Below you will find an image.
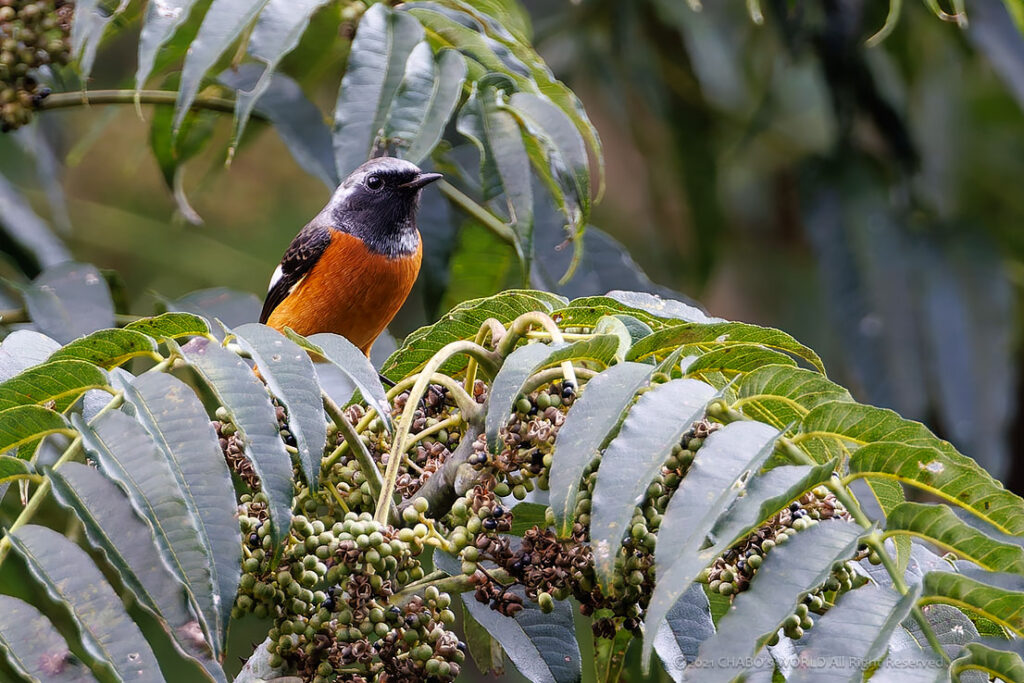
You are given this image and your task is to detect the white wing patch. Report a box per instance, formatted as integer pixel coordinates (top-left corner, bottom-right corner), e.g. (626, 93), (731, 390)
(268, 265), (283, 292)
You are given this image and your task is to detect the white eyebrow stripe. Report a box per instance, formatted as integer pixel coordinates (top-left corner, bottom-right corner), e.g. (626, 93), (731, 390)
(268, 264), (283, 292)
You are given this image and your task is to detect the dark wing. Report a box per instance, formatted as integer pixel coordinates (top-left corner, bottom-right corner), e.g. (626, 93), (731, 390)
(260, 222), (333, 323)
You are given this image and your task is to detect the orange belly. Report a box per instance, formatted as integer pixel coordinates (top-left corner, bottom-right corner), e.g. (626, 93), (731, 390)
(266, 231), (421, 354)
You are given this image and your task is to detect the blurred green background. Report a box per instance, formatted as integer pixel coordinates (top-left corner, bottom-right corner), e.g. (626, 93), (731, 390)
(2, 0), (1023, 498)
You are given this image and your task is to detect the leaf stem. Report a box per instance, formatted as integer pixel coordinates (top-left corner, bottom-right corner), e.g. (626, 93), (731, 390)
(322, 393), (384, 504)
(497, 311), (578, 388)
(36, 89), (258, 119)
(437, 180), (516, 246)
(463, 318), (506, 395)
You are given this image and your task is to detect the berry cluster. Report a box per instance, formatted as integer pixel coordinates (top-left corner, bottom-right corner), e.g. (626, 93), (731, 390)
(233, 505), (465, 682)
(0, 0), (71, 131)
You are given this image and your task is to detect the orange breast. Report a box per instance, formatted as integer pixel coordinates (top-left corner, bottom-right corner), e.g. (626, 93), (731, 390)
(266, 231), (422, 354)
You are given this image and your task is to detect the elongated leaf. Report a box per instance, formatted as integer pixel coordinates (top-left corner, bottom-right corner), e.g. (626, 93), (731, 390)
(462, 603), (505, 676)
(458, 80), (534, 264)
(604, 291), (718, 325)
(22, 263), (114, 344)
(71, 0), (129, 78)
(117, 371), (240, 653)
(951, 642), (1024, 683)
(136, 0), (200, 91)
(0, 595), (93, 682)
(8, 525), (160, 679)
(217, 67), (338, 189)
(628, 322), (824, 372)
(886, 503), (1024, 575)
(708, 460), (838, 549)
(49, 463), (224, 681)
(686, 522), (864, 683)
(174, 0), (272, 133)
(685, 346), (798, 390)
(654, 583), (715, 682)
(590, 378), (717, 589)
(381, 289), (567, 380)
(0, 173), (70, 272)
(0, 454), (35, 483)
(734, 365), (852, 431)
(921, 571), (1024, 635)
(230, 0), (331, 150)
(388, 47), (467, 165)
(333, 3), (424, 176)
(849, 442), (1024, 536)
(48, 329), (158, 369)
(644, 421), (782, 660)
(72, 411), (220, 657)
(0, 359), (107, 413)
(790, 584), (921, 682)
(549, 361), (654, 537)
(288, 331), (391, 428)
(0, 330), (61, 381)
(234, 324), (327, 490)
(461, 588), (581, 683)
(125, 312), (211, 340)
(506, 92), (590, 232)
(180, 338), (292, 550)
(550, 296), (668, 331)
(485, 335), (621, 451)
(0, 405), (69, 453)
(164, 288), (262, 331)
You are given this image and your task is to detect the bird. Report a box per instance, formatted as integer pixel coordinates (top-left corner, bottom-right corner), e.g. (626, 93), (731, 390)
(260, 157), (442, 355)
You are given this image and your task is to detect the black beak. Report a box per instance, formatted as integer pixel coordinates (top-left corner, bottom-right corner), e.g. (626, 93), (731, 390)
(399, 172), (443, 190)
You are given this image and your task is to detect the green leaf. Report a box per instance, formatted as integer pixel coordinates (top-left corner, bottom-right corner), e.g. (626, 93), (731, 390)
(644, 421), (782, 661)
(886, 502), (1024, 575)
(848, 442), (1024, 536)
(0, 405), (69, 453)
(462, 601), (505, 676)
(733, 365), (852, 432)
(549, 299), (666, 333)
(506, 92), (590, 235)
(136, 0), (200, 91)
(548, 361), (654, 537)
(458, 80), (534, 266)
(233, 324), (328, 490)
(117, 371), (240, 654)
(289, 331), (391, 428)
(72, 410), (221, 657)
(387, 45), (468, 165)
(590, 378), (717, 589)
(381, 289), (567, 380)
(508, 502), (548, 536)
(790, 584), (921, 683)
(70, 0), (129, 78)
(0, 173), (70, 273)
(48, 329), (158, 369)
(951, 642), (1024, 683)
(603, 291), (719, 325)
(595, 628), (632, 683)
(687, 522), (864, 683)
(708, 460), (838, 551)
(49, 463), (224, 682)
(230, 0), (331, 151)
(685, 346), (798, 390)
(218, 67), (339, 189)
(163, 287), (262, 330)
(440, 220), (516, 313)
(921, 571), (1024, 636)
(0, 595), (93, 682)
(0, 330), (61, 381)
(408, 5), (526, 79)
(125, 312), (211, 340)
(653, 584), (715, 681)
(7, 525), (160, 680)
(628, 322), (824, 372)
(333, 3), (425, 176)
(0, 359), (107, 413)
(0, 454), (36, 484)
(173, 0), (273, 133)
(180, 338), (293, 551)
(22, 263), (114, 344)
(485, 336), (622, 451)
(461, 588), (581, 683)
(454, 0), (532, 42)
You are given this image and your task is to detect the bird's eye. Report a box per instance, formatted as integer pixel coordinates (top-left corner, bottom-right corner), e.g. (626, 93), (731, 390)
(365, 175), (384, 191)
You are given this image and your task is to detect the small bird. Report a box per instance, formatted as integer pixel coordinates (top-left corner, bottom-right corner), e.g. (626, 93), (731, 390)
(260, 157), (442, 355)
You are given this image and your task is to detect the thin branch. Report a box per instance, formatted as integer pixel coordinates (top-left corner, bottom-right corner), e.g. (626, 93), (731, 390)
(36, 89), (262, 119)
(438, 180), (516, 246)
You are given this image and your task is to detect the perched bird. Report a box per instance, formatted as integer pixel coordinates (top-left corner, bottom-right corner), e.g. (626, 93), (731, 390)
(260, 157), (442, 355)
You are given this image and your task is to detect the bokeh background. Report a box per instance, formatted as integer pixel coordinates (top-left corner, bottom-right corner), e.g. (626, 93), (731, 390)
(1, 0), (1022, 496)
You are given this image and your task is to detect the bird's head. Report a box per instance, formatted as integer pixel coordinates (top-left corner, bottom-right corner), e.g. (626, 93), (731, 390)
(326, 157), (442, 257)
